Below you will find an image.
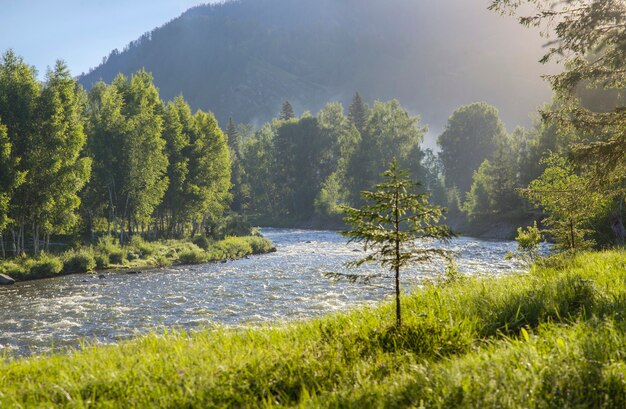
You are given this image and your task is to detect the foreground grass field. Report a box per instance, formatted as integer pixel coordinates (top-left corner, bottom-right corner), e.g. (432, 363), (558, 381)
(1, 250), (625, 407)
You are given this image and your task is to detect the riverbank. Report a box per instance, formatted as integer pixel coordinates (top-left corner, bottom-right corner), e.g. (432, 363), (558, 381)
(249, 212), (536, 240)
(1, 249), (624, 407)
(0, 235), (275, 283)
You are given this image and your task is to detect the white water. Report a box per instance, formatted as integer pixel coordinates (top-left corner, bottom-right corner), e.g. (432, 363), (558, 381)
(0, 229), (525, 357)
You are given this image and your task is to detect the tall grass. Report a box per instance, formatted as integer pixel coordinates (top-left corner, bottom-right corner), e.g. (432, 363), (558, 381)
(0, 250), (624, 407)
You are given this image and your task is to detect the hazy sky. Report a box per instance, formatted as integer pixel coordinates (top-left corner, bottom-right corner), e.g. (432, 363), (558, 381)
(0, 0), (218, 78)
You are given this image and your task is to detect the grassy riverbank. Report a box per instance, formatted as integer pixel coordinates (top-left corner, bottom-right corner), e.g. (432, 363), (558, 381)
(1, 250), (625, 407)
(0, 235), (275, 282)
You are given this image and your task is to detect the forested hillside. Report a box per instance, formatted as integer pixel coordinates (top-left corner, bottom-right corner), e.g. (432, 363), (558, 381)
(78, 0), (551, 129)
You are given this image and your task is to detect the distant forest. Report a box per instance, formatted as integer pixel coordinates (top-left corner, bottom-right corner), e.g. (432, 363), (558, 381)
(78, 0), (551, 130)
(1, 0), (625, 259)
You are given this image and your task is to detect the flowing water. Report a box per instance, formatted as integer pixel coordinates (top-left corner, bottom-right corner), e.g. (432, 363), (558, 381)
(0, 228), (526, 357)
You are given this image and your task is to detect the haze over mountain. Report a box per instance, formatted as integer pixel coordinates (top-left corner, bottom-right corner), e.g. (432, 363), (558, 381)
(79, 0), (554, 135)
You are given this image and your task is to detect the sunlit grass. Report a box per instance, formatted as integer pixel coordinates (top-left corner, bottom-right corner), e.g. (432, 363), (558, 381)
(1, 250), (625, 407)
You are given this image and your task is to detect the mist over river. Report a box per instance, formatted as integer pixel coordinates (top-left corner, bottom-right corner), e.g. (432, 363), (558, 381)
(0, 229), (526, 357)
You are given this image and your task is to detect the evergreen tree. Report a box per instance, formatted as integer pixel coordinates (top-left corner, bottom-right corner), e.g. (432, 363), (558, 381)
(341, 160), (455, 327)
(225, 117), (238, 150)
(279, 100), (295, 121)
(348, 92), (368, 134)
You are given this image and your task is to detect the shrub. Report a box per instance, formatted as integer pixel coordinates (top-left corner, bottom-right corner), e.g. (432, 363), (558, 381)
(94, 253), (109, 269)
(97, 236), (125, 264)
(26, 254), (63, 277)
(108, 249), (126, 265)
(150, 255), (172, 268)
(62, 249), (96, 274)
(130, 235), (158, 257)
(178, 248), (209, 265)
(0, 261), (27, 278)
(127, 251), (140, 261)
(216, 237), (253, 259)
(192, 235), (213, 250)
(245, 236), (275, 254)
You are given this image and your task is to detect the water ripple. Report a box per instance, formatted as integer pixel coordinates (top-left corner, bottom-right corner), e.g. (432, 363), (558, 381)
(0, 228), (524, 356)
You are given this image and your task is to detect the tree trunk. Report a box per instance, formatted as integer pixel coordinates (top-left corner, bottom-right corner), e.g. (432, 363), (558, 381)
(33, 223), (39, 256)
(394, 186), (401, 327)
(0, 232), (5, 259)
(20, 224), (25, 256)
(611, 198), (626, 245)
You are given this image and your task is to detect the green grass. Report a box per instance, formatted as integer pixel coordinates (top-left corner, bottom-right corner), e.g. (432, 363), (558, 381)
(0, 235), (275, 282)
(0, 250), (625, 407)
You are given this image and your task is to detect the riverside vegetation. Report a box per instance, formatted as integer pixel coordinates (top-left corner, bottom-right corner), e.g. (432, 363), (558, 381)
(0, 234), (274, 282)
(0, 250), (624, 407)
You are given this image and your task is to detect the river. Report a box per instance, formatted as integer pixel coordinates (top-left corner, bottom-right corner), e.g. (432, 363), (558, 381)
(0, 228), (526, 357)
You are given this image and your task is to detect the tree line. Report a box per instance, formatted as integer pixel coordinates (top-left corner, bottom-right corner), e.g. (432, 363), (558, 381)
(0, 50), (231, 258)
(230, 89), (624, 251)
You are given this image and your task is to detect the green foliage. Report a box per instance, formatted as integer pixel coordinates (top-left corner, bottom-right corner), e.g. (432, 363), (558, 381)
(347, 92), (368, 134)
(62, 248), (96, 274)
(438, 102), (507, 194)
(345, 100), (426, 205)
(177, 247), (209, 264)
(521, 154), (608, 253)
(342, 159), (455, 326)
(279, 100), (295, 121)
(215, 236), (253, 259)
(244, 235), (275, 254)
(491, 0), (626, 235)
(192, 235), (213, 250)
(25, 253), (63, 277)
(94, 253), (109, 269)
(507, 221), (544, 266)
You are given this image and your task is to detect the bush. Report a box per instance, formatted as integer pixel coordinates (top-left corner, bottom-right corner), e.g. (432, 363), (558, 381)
(26, 254), (63, 277)
(0, 261), (27, 278)
(130, 235), (158, 257)
(150, 255), (172, 268)
(216, 237), (253, 259)
(244, 236), (275, 254)
(62, 249), (96, 274)
(97, 236), (125, 264)
(127, 251), (140, 261)
(178, 248), (209, 265)
(94, 253), (109, 269)
(108, 249), (126, 265)
(192, 235), (213, 251)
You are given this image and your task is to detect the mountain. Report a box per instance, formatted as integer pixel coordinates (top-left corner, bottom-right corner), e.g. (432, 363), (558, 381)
(78, 0), (554, 133)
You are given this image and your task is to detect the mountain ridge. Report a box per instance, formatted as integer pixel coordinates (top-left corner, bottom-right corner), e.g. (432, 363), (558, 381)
(79, 0), (554, 131)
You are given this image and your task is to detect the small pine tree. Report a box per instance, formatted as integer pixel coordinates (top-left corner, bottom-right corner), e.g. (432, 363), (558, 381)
(341, 159), (455, 327)
(279, 101), (295, 121)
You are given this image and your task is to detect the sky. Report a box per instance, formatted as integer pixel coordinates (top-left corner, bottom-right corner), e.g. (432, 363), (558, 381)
(0, 0), (219, 78)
